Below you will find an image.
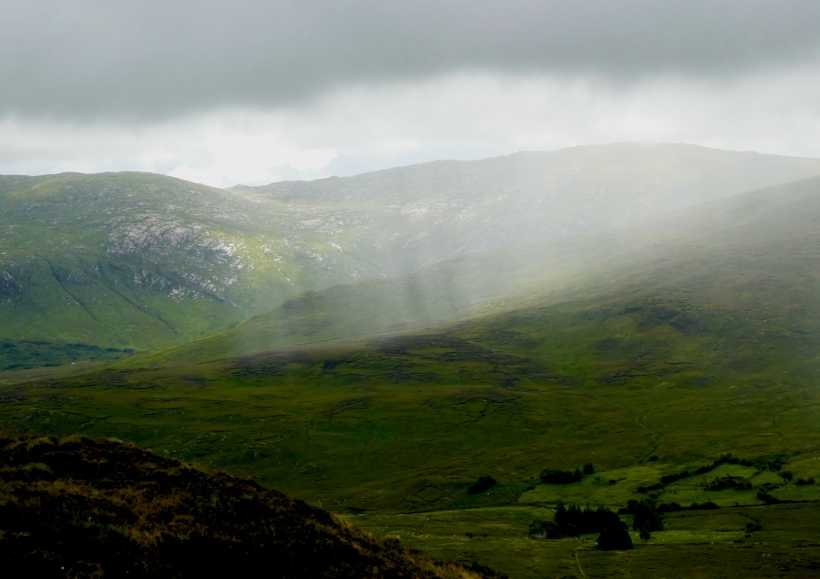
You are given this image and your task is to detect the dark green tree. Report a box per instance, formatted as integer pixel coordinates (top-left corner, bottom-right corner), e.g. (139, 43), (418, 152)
(596, 517), (633, 550)
(629, 499), (664, 534)
(467, 475), (497, 494)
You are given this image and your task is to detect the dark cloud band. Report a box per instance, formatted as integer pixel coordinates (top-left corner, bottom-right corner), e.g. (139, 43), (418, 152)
(3, 0), (820, 120)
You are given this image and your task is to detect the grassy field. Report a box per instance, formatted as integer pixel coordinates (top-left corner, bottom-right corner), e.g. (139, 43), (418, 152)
(349, 502), (820, 578)
(2, 267), (820, 577)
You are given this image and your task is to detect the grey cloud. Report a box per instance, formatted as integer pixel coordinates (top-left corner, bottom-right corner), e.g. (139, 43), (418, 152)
(3, 0), (820, 120)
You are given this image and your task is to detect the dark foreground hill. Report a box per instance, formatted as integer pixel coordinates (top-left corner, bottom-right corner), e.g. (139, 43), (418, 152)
(0, 434), (494, 579)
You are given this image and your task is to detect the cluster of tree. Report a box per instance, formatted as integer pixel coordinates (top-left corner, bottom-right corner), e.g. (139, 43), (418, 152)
(554, 504), (616, 536)
(596, 518), (634, 551)
(620, 499), (664, 540)
(467, 475), (497, 495)
(796, 477), (816, 486)
(539, 463), (595, 484)
(528, 504), (632, 550)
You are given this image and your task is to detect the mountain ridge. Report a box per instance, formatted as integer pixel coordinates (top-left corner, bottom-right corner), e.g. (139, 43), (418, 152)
(4, 143), (820, 371)
(236, 142), (820, 191)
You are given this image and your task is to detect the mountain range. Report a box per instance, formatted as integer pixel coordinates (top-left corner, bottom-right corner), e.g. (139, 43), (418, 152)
(3, 143), (820, 370)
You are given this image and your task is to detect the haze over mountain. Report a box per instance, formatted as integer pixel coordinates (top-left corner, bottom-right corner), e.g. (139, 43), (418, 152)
(4, 153), (820, 577)
(144, 166), (820, 365)
(3, 143), (820, 371)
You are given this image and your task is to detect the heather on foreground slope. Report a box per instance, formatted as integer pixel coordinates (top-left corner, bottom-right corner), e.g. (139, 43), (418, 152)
(0, 434), (496, 579)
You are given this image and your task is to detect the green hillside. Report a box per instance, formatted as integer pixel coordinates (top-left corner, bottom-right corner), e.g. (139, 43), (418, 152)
(0, 172), (381, 366)
(134, 245), (590, 367)
(4, 144), (820, 372)
(3, 176), (820, 576)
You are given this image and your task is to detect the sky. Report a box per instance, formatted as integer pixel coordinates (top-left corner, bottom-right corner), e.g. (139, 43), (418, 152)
(3, 0), (820, 187)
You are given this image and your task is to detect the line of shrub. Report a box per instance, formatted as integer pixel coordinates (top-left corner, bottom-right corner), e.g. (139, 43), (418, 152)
(538, 463), (595, 484)
(637, 453), (788, 494)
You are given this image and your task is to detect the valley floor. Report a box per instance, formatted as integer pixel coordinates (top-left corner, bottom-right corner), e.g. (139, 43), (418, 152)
(351, 495), (820, 578)
(2, 260), (819, 577)
(3, 355), (820, 577)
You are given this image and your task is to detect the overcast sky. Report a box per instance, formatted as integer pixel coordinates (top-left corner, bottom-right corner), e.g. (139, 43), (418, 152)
(3, 1), (820, 186)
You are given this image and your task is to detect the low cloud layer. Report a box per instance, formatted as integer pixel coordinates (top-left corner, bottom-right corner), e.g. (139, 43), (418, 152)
(4, 70), (820, 187)
(4, 1), (820, 120)
(3, 2), (820, 185)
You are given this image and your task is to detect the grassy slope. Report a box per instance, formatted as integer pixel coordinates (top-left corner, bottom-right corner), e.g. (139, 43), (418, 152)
(2, 178), (820, 576)
(0, 173), (271, 352)
(0, 172), (375, 367)
(131, 243), (595, 367)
